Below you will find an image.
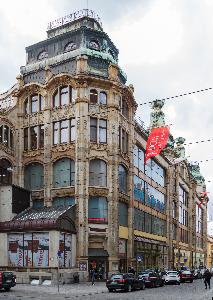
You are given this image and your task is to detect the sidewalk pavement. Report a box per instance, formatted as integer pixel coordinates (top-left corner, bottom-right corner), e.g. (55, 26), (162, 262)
(15, 282), (108, 297)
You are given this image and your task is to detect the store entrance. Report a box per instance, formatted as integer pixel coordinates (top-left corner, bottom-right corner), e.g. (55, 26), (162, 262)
(88, 258), (108, 281)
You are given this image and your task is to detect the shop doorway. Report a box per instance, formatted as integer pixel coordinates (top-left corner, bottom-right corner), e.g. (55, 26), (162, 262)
(88, 258), (108, 281)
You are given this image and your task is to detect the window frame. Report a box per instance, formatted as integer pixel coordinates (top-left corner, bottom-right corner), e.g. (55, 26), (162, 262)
(53, 86), (72, 108)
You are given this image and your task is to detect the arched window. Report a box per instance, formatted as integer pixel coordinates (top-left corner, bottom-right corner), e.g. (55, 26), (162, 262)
(64, 42), (76, 52)
(24, 163), (44, 190)
(89, 159), (107, 187)
(0, 159), (12, 185)
(88, 197), (108, 222)
(53, 86), (72, 107)
(100, 92), (107, 105)
(53, 158), (75, 188)
(122, 98), (129, 119)
(90, 89), (98, 104)
(118, 164), (128, 193)
(24, 94), (45, 114)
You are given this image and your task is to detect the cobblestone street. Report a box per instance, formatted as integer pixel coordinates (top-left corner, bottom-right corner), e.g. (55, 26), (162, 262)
(0, 279), (213, 300)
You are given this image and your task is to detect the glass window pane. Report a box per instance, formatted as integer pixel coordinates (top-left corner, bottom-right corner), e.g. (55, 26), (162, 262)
(10, 130), (14, 149)
(31, 95), (38, 113)
(119, 202), (128, 226)
(24, 163), (44, 190)
(53, 90), (59, 107)
(53, 197), (75, 207)
(39, 95), (45, 111)
(60, 86), (69, 105)
(118, 164), (127, 193)
(70, 119), (76, 142)
(89, 159), (107, 186)
(53, 122), (59, 145)
(60, 120), (69, 143)
(53, 158), (75, 187)
(30, 126), (38, 150)
(100, 92), (107, 105)
(39, 125), (44, 148)
(3, 125), (9, 146)
(24, 99), (29, 114)
(24, 128), (28, 151)
(90, 117), (97, 142)
(90, 89), (98, 104)
(99, 119), (107, 143)
(88, 197), (108, 222)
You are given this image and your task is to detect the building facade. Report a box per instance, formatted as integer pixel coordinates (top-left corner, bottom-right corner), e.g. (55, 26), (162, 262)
(0, 10), (208, 281)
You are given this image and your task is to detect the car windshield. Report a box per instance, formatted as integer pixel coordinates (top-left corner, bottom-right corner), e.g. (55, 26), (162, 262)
(110, 275), (123, 280)
(183, 271), (191, 274)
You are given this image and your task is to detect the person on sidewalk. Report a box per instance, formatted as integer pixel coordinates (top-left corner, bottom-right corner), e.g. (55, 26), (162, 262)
(91, 268), (96, 285)
(203, 268), (212, 289)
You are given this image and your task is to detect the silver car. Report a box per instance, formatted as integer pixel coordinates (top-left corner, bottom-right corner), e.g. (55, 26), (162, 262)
(163, 271), (180, 285)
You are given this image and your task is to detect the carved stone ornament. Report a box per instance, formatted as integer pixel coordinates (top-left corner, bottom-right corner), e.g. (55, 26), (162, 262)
(149, 100), (165, 129)
(88, 187), (109, 197)
(189, 164), (205, 184)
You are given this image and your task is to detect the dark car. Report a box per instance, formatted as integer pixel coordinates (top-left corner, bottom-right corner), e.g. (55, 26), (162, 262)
(179, 270), (193, 283)
(138, 271), (164, 288)
(106, 273), (145, 292)
(0, 272), (16, 291)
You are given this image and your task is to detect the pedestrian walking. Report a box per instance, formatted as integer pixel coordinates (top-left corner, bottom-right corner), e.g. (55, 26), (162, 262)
(203, 268), (211, 289)
(91, 268), (96, 285)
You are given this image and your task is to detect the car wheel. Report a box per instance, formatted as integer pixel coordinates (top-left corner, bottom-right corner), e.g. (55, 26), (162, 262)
(190, 280), (193, 283)
(108, 288), (114, 293)
(177, 282), (180, 285)
(4, 287), (11, 292)
(160, 281), (164, 287)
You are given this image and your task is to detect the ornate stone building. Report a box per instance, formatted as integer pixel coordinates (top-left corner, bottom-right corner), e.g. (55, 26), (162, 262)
(0, 10), (207, 281)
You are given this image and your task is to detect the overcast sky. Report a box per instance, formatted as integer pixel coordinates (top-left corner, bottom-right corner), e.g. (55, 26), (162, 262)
(1, 0), (213, 218)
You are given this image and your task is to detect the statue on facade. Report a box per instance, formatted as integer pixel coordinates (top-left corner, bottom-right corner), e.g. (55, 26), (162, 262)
(173, 137), (186, 158)
(149, 100), (165, 129)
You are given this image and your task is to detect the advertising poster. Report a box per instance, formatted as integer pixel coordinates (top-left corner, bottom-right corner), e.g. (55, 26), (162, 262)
(59, 233), (72, 267)
(8, 233), (24, 267)
(24, 233), (32, 267)
(33, 233), (49, 267)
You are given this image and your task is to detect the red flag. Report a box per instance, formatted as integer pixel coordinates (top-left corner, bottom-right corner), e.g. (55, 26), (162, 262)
(145, 126), (169, 164)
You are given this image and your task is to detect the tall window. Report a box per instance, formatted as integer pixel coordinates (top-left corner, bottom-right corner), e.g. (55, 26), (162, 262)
(179, 186), (189, 226)
(53, 158), (75, 187)
(90, 118), (107, 143)
(88, 197), (108, 222)
(0, 125), (13, 149)
(24, 94), (45, 114)
(89, 89), (107, 105)
(0, 159), (12, 185)
(118, 202), (128, 226)
(120, 97), (129, 118)
(119, 127), (128, 153)
(118, 164), (128, 193)
(196, 204), (203, 234)
(89, 159), (107, 187)
(53, 86), (72, 107)
(53, 119), (76, 145)
(24, 125), (44, 151)
(90, 89), (98, 104)
(24, 163), (44, 190)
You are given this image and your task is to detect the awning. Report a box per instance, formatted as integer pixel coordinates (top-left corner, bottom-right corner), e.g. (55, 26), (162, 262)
(0, 205), (76, 233)
(88, 248), (109, 257)
(134, 236), (168, 247)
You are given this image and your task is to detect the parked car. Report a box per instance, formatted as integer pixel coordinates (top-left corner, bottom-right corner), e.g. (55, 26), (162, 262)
(179, 270), (193, 283)
(192, 269), (202, 279)
(138, 271), (164, 288)
(0, 271), (16, 291)
(106, 273), (145, 292)
(162, 271), (180, 285)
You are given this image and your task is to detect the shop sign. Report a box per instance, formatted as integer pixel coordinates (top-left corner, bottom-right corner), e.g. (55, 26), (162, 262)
(137, 255), (143, 262)
(79, 261), (87, 271)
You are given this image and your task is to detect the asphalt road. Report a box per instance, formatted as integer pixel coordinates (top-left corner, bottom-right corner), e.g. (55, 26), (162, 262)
(0, 279), (212, 300)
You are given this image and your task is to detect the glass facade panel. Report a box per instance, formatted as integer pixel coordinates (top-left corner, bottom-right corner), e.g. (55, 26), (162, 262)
(134, 175), (145, 203)
(118, 164), (128, 193)
(118, 202), (128, 226)
(24, 163), (44, 190)
(53, 158), (75, 187)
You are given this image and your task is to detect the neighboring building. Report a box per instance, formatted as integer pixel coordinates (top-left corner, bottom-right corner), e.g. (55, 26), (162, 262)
(0, 9), (208, 282)
(207, 235), (213, 269)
